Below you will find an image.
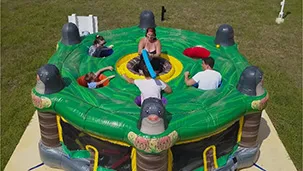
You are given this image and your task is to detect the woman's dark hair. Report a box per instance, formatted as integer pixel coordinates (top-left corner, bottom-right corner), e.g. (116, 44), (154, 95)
(145, 27), (156, 38)
(93, 35), (106, 45)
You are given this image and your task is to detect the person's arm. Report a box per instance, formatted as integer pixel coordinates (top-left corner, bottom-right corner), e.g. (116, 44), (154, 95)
(155, 40), (162, 57)
(138, 38), (145, 55)
(163, 83), (172, 94)
(184, 71), (197, 86)
(96, 75), (115, 86)
(95, 66), (114, 76)
(158, 80), (172, 94)
(94, 46), (113, 57)
(99, 47), (112, 51)
(122, 75), (134, 84)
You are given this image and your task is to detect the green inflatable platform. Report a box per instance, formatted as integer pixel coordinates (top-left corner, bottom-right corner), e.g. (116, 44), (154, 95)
(32, 25), (269, 171)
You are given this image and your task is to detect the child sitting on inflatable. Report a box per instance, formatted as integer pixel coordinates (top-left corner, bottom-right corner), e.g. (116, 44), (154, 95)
(88, 35), (113, 57)
(85, 66), (115, 89)
(184, 57), (222, 90)
(123, 65), (172, 106)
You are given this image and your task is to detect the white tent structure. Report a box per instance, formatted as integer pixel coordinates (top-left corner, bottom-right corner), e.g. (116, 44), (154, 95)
(68, 14), (98, 36)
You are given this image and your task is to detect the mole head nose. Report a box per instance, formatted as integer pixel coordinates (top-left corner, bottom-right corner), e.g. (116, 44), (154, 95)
(148, 114), (159, 121)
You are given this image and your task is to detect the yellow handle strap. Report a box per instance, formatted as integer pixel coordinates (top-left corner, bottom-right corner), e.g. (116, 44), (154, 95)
(86, 145), (99, 171)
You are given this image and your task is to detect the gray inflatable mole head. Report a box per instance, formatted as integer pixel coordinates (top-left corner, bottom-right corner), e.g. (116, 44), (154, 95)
(138, 98), (166, 135)
(139, 10), (156, 30)
(36, 64), (65, 94)
(237, 66), (264, 96)
(214, 24), (235, 46)
(61, 23), (81, 45)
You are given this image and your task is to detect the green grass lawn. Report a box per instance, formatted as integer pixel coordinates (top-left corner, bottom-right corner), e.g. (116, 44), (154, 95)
(1, 0), (302, 170)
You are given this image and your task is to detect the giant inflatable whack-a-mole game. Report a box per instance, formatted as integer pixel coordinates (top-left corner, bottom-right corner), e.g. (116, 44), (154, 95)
(31, 10), (269, 171)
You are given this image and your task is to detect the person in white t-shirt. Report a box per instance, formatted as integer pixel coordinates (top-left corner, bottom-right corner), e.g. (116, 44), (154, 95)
(184, 57), (222, 90)
(123, 65), (172, 106)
